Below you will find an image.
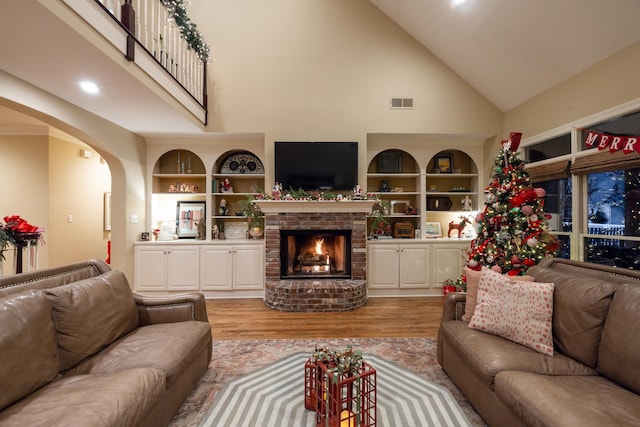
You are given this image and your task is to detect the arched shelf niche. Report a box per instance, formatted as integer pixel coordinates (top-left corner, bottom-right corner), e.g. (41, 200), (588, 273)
(152, 149), (206, 194)
(425, 149), (479, 213)
(211, 150), (265, 235)
(367, 149), (421, 235)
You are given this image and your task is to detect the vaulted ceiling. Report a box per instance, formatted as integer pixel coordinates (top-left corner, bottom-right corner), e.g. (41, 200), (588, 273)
(1, 0), (639, 134)
(370, 0), (640, 111)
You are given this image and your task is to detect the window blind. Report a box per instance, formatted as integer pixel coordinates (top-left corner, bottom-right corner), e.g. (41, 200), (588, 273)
(525, 160), (571, 183)
(570, 150), (640, 175)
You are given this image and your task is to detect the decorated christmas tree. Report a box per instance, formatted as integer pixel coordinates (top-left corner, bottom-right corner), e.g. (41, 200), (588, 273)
(467, 132), (559, 276)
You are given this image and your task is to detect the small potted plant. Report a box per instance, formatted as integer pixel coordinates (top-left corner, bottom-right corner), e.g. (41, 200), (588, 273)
(369, 199), (391, 237)
(238, 197), (265, 239)
(0, 222), (16, 262)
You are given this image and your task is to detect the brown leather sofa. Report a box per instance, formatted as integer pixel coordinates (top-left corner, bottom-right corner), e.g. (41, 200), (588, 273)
(0, 259), (212, 427)
(437, 258), (640, 427)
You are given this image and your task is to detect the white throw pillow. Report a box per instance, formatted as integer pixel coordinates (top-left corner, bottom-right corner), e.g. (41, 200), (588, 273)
(469, 268), (554, 356)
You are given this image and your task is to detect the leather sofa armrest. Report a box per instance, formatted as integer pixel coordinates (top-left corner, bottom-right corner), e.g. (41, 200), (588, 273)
(442, 292), (466, 322)
(133, 292), (209, 325)
(437, 292), (467, 365)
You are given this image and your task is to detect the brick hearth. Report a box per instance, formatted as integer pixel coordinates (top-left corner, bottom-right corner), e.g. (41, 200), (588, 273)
(256, 201), (374, 312)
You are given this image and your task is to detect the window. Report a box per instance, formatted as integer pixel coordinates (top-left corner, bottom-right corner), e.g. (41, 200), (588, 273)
(524, 134), (571, 162)
(526, 107), (640, 269)
(535, 178), (572, 258)
(584, 168), (640, 268)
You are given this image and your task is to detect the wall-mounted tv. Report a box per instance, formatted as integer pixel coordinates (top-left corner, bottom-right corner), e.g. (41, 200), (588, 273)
(274, 141), (358, 191)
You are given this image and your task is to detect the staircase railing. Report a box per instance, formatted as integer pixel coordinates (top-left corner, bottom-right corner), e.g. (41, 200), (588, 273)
(96, 0), (208, 111)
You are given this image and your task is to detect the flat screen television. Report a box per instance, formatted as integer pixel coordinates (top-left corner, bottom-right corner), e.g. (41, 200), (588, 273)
(274, 141), (358, 191)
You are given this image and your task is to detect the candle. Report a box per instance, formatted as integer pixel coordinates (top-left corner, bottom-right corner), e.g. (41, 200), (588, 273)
(340, 410), (355, 427)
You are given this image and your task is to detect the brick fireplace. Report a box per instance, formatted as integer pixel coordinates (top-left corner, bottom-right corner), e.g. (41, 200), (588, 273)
(255, 200), (375, 312)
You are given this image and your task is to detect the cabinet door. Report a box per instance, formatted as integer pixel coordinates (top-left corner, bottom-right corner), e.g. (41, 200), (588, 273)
(135, 247), (168, 290)
(433, 245), (464, 285)
(233, 245), (264, 290)
(399, 246), (430, 288)
(368, 245), (400, 288)
(166, 246), (200, 290)
(200, 246), (234, 290)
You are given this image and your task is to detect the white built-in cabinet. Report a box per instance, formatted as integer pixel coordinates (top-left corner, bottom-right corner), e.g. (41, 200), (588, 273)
(368, 243), (431, 289)
(134, 244), (200, 291)
(134, 241), (264, 297)
(367, 240), (469, 296)
(200, 244), (264, 291)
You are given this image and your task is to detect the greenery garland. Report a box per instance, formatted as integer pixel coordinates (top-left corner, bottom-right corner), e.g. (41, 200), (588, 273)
(160, 0), (210, 61)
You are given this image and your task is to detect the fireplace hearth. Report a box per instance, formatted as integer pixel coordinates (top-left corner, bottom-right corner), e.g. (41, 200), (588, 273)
(255, 200), (374, 312)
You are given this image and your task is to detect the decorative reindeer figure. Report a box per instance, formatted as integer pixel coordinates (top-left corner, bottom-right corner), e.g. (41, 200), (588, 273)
(448, 216), (471, 238)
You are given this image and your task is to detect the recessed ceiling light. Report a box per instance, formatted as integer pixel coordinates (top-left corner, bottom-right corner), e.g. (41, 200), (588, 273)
(450, 0), (468, 8)
(79, 80), (100, 94)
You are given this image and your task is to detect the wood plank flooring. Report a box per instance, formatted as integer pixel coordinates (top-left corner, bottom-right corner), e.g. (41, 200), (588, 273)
(206, 297), (444, 340)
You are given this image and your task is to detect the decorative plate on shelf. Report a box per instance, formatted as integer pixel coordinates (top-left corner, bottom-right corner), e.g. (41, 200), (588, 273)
(219, 152), (264, 174)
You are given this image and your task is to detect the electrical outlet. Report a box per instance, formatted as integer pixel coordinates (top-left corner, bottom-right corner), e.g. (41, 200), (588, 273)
(67, 214), (73, 223)
(130, 214), (139, 224)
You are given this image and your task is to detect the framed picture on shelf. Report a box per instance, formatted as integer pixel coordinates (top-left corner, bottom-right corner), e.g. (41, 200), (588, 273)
(424, 222), (442, 238)
(176, 201), (205, 239)
(435, 153), (453, 173)
(378, 151), (403, 173)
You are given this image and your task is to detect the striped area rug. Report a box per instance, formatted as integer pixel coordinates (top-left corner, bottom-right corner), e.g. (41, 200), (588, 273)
(199, 352), (471, 427)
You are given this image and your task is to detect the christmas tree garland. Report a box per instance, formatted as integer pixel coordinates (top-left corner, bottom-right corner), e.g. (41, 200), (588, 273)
(160, 0), (210, 61)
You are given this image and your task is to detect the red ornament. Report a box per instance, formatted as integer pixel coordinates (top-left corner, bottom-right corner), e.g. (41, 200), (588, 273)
(524, 258), (536, 267)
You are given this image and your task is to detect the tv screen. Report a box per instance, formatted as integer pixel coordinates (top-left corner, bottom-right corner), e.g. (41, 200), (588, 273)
(274, 141), (358, 191)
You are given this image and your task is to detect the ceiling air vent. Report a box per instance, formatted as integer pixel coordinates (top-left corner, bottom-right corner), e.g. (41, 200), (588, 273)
(390, 98), (414, 109)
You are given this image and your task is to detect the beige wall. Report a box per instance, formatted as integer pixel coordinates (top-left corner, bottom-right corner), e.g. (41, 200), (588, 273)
(503, 41), (640, 147)
(193, 0), (502, 137)
(0, 135), (49, 272)
(0, 70), (147, 280)
(0, 133), (111, 274)
(48, 135), (111, 266)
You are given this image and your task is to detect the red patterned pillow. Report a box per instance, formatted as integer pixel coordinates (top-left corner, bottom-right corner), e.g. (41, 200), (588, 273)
(468, 268), (555, 356)
(461, 267), (534, 322)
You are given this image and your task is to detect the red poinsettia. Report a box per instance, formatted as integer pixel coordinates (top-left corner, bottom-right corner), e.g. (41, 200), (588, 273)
(3, 216), (40, 233)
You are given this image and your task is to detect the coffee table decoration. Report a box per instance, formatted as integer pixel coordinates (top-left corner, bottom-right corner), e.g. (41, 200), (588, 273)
(304, 345), (377, 427)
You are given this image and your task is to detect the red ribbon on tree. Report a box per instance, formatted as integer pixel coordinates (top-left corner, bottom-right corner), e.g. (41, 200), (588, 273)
(501, 132), (523, 152)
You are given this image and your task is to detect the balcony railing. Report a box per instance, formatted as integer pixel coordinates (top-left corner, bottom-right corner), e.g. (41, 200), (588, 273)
(95, 0), (208, 116)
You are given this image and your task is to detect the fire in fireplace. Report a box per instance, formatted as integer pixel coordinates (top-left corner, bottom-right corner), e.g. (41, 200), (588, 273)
(280, 230), (352, 279)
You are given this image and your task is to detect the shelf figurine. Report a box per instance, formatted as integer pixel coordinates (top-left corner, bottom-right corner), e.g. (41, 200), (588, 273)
(219, 199), (228, 216)
(353, 184), (364, 199)
(221, 178), (233, 193)
(461, 195), (473, 211)
(273, 182), (282, 200)
(196, 220), (205, 240)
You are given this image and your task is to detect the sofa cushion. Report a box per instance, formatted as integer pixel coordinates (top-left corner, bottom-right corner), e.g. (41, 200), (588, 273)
(469, 268), (554, 356)
(45, 270), (139, 371)
(529, 267), (615, 368)
(495, 371), (640, 427)
(0, 368), (165, 427)
(598, 283), (640, 394)
(440, 320), (596, 389)
(461, 266), (534, 322)
(64, 321), (211, 388)
(0, 290), (60, 411)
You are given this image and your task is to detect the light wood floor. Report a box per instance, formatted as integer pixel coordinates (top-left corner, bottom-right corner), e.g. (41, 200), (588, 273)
(206, 297), (444, 340)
